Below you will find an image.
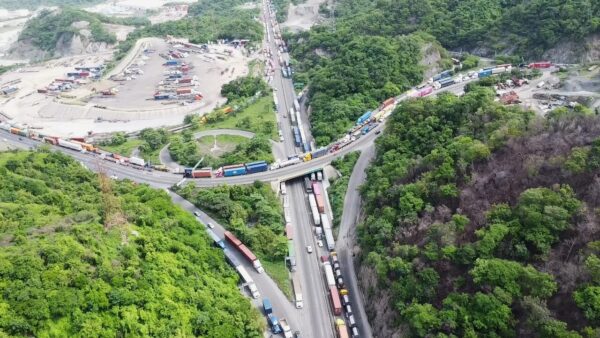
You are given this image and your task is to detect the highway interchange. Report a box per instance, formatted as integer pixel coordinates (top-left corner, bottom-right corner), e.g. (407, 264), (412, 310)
(0, 2), (574, 337)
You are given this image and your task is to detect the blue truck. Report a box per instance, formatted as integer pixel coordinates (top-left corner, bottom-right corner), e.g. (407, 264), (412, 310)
(292, 127), (301, 147)
(165, 60), (180, 66)
(263, 298), (272, 315)
(245, 161), (268, 174)
(206, 229), (225, 249)
(267, 314), (282, 334)
(357, 111), (372, 125)
(478, 69), (493, 78)
(438, 77), (455, 88)
(433, 70), (452, 82)
(310, 147), (328, 159)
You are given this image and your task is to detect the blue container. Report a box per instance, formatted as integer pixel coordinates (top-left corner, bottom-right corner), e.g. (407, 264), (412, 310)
(263, 298), (273, 315)
(311, 147), (328, 159)
(478, 69), (492, 78)
(165, 60), (180, 65)
(155, 94), (170, 100)
(439, 78), (455, 88)
(245, 161), (268, 174)
(357, 111), (372, 125)
(224, 167), (247, 177)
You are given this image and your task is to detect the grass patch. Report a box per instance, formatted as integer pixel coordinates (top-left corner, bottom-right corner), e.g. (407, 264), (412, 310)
(328, 151), (360, 237)
(259, 257), (293, 300)
(197, 135), (249, 158)
(99, 138), (143, 157)
(198, 96), (278, 140)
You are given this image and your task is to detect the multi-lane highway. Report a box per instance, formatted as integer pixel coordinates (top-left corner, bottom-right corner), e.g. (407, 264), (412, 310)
(263, 0), (336, 336)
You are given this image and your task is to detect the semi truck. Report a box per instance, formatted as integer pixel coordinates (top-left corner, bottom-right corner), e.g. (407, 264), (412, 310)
(322, 215), (335, 250)
(223, 164), (247, 177)
(224, 231), (264, 273)
(287, 240), (297, 272)
(184, 168), (212, 178)
(236, 265), (260, 299)
(129, 156), (145, 167)
(323, 261), (336, 286)
(308, 194), (321, 226)
(292, 275), (304, 309)
(330, 285), (343, 316)
(356, 111), (372, 125)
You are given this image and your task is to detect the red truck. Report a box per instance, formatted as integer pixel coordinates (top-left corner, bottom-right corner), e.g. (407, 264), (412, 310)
(177, 87), (192, 95)
(191, 169), (212, 178)
(330, 285), (342, 315)
(528, 61), (552, 69)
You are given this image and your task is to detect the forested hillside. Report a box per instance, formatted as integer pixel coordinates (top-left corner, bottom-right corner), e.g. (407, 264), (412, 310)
(331, 0), (600, 58)
(357, 86), (600, 337)
(0, 150), (263, 337)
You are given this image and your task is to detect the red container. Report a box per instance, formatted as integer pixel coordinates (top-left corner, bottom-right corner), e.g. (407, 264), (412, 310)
(315, 194), (325, 214)
(177, 87), (192, 94)
(191, 169), (211, 178)
(179, 78), (192, 84)
(529, 61), (552, 69)
(238, 244), (257, 263)
(380, 97), (395, 109)
(286, 223), (293, 240)
(329, 285), (342, 316)
(224, 231), (242, 247)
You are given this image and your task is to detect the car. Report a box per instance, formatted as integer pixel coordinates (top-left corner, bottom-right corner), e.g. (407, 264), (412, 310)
(306, 245), (313, 253)
(279, 135), (284, 142)
(293, 331), (301, 338)
(375, 130), (381, 135)
(207, 222), (215, 229)
(110, 175), (118, 180)
(317, 240), (323, 247)
(193, 211), (201, 217)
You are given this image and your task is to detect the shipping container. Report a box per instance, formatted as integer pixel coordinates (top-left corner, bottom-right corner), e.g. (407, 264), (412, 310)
(336, 319), (350, 338)
(58, 138), (84, 152)
(315, 194), (325, 213)
(263, 298), (273, 314)
(330, 285), (343, 316)
(286, 223), (293, 240)
(308, 194), (321, 226)
(529, 61), (552, 69)
(380, 97), (395, 110)
(416, 86), (433, 97)
(478, 69), (493, 78)
(176, 87), (192, 94)
(356, 111), (372, 125)
(224, 231), (242, 247)
(245, 160), (268, 174)
(224, 166), (247, 177)
(311, 147), (328, 159)
(236, 265), (260, 299)
(129, 156), (145, 167)
(324, 262), (336, 286)
(191, 169), (212, 178)
(312, 182), (321, 196)
(292, 275), (303, 308)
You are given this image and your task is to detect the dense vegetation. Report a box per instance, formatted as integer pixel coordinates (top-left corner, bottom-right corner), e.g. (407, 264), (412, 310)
(221, 76), (269, 102)
(288, 21), (448, 144)
(358, 87), (600, 336)
(330, 0), (600, 57)
(19, 8), (118, 52)
(0, 0), (101, 10)
(0, 150), (263, 337)
(175, 182), (290, 294)
(327, 151), (360, 229)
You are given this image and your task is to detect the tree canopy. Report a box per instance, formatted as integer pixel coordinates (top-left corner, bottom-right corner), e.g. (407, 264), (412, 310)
(0, 150), (263, 337)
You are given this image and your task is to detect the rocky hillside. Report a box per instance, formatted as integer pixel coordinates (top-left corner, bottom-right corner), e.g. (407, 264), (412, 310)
(357, 86), (600, 337)
(8, 8), (145, 61)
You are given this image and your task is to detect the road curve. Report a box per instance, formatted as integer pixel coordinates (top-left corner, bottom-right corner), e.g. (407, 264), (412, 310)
(335, 144), (376, 338)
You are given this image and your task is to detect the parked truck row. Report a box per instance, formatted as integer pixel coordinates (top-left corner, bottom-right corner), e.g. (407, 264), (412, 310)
(224, 231), (265, 273)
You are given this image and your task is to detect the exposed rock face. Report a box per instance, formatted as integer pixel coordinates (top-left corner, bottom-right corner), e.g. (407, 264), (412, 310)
(543, 33), (600, 64)
(420, 42), (444, 79)
(7, 19), (112, 62)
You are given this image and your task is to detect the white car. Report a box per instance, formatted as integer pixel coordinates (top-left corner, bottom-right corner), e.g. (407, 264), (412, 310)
(193, 211), (201, 217)
(207, 222), (215, 229)
(317, 240), (323, 248)
(306, 245), (313, 253)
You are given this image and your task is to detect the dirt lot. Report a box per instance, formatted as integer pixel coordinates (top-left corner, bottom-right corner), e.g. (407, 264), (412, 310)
(0, 37), (256, 137)
(281, 0), (329, 32)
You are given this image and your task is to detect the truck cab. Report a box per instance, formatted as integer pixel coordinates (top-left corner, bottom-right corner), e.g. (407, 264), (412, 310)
(263, 298), (272, 315)
(267, 314), (282, 334)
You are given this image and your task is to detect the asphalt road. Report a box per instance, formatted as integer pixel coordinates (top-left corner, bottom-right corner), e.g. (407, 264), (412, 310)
(335, 144), (376, 338)
(167, 192), (302, 334)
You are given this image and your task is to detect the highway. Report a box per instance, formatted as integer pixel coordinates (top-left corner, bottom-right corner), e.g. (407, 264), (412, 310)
(335, 144), (376, 337)
(262, 0), (335, 336)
